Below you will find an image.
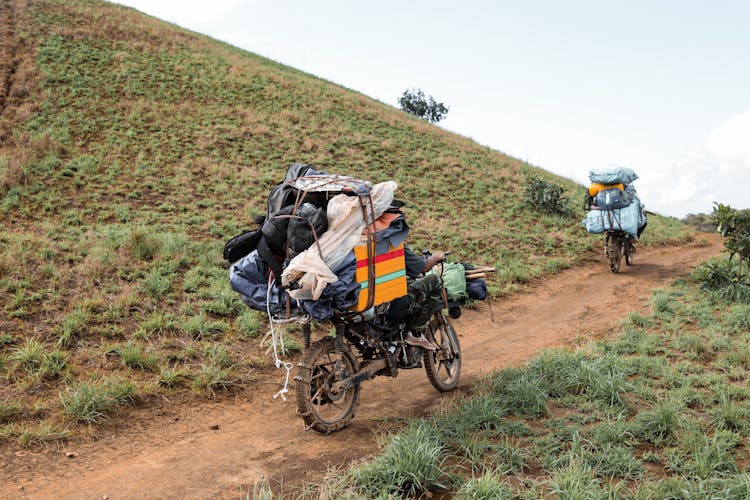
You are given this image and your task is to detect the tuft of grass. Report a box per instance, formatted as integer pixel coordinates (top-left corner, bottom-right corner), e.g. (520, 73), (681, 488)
(351, 420), (446, 497)
(141, 268), (173, 299)
(457, 473), (514, 499)
(544, 461), (607, 499)
(16, 422), (71, 448)
(59, 308), (90, 347)
(158, 365), (190, 388)
(191, 362), (235, 395)
(632, 400), (685, 445)
(489, 369), (549, 418)
(0, 402), (24, 423)
(183, 314), (229, 340)
(10, 339), (67, 381)
(126, 226), (161, 261)
(666, 433), (739, 479)
(236, 310), (262, 339)
(589, 414), (637, 447)
(140, 311), (177, 336)
(116, 342), (160, 371)
(60, 376), (137, 424)
(708, 395), (750, 432)
(11, 338), (46, 376)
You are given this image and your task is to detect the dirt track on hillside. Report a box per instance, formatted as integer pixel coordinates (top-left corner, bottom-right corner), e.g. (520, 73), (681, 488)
(2, 236), (723, 499)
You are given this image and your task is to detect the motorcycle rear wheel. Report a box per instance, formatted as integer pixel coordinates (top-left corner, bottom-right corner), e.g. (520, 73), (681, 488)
(295, 337), (360, 433)
(607, 237), (623, 273)
(423, 310), (461, 392)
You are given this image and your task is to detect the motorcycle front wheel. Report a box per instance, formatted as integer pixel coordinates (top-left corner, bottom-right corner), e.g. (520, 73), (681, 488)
(295, 337), (360, 433)
(625, 238), (635, 266)
(423, 310), (461, 392)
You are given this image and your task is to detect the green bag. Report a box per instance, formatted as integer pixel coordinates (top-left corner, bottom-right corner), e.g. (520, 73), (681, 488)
(429, 262), (467, 301)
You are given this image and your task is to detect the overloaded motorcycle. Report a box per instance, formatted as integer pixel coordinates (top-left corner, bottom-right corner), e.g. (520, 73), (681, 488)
(226, 168), (465, 434)
(295, 256), (463, 433)
(584, 187), (639, 273)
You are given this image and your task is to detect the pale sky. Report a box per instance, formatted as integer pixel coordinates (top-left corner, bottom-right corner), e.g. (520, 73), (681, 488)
(114, 0), (750, 218)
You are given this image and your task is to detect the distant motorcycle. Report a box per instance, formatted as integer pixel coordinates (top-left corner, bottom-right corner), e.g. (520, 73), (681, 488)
(584, 188), (640, 274)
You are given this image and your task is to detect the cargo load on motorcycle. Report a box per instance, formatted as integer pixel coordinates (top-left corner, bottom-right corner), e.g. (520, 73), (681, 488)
(582, 166), (647, 239)
(226, 164), (486, 321)
(226, 164), (410, 321)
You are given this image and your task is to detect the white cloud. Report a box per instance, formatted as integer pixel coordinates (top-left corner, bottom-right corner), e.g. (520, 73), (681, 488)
(706, 110), (750, 165)
(635, 112), (750, 217)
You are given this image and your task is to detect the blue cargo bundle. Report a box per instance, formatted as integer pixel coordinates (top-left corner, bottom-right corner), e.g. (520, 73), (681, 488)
(588, 166), (639, 185)
(584, 202), (646, 238)
(582, 166), (647, 239)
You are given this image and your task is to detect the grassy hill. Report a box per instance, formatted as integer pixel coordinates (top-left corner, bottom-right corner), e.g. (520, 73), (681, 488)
(0, 0), (692, 445)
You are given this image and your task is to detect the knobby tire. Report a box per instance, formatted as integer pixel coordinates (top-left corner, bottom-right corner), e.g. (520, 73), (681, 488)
(295, 337), (360, 434)
(608, 237), (623, 273)
(423, 310), (462, 392)
(625, 239), (634, 266)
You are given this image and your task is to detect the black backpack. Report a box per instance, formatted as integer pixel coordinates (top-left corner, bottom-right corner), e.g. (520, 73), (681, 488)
(223, 164), (329, 281)
(223, 228), (263, 264)
(259, 203), (327, 258)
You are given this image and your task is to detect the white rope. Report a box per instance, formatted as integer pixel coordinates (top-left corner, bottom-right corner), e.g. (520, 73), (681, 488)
(266, 278), (294, 401)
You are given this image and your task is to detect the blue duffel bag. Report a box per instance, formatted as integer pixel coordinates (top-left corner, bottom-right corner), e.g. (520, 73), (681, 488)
(589, 166), (639, 185)
(583, 201), (641, 238)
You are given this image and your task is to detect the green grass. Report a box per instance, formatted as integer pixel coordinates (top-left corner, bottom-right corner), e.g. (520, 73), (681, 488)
(350, 421), (447, 497)
(59, 376), (137, 423)
(116, 342), (159, 371)
(301, 275), (750, 497)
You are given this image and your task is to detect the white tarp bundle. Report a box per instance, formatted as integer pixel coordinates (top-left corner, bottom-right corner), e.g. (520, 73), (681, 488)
(281, 181), (397, 300)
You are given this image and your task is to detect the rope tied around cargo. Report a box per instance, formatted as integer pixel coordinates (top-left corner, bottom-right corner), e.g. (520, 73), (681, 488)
(266, 276), (294, 401)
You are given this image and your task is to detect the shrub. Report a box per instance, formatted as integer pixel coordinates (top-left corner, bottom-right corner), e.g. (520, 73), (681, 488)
(713, 203), (750, 280)
(523, 174), (573, 217)
(398, 88), (449, 123)
(683, 212), (718, 233)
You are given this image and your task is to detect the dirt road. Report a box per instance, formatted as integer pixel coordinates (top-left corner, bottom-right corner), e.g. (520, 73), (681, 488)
(2, 236), (722, 499)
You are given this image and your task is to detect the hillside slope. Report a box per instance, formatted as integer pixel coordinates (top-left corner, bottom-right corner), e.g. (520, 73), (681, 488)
(0, 0), (693, 445)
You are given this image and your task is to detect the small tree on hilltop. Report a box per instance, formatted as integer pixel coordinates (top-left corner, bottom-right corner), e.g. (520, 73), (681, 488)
(398, 88), (449, 123)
